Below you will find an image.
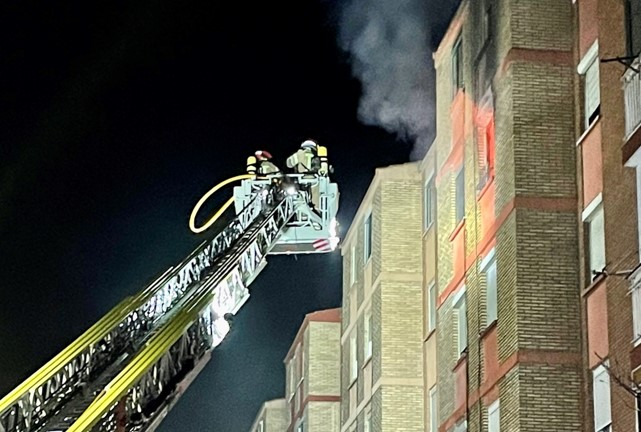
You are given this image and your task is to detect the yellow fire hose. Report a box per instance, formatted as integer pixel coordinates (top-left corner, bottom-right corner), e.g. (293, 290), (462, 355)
(188, 174), (255, 234)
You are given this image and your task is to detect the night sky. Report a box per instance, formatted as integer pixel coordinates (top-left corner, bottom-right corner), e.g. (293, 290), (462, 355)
(0, 1), (458, 430)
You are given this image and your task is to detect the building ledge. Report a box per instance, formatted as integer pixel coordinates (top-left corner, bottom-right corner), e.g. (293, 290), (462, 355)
(362, 356), (372, 370)
(453, 351), (468, 372)
(623, 121), (641, 165)
(449, 219), (465, 242)
(424, 328), (437, 343)
(576, 116), (601, 147)
(477, 176), (494, 200)
(479, 319), (498, 340)
(581, 273), (606, 297)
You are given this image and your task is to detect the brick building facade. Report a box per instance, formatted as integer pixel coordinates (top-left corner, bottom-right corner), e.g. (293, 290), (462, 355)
(576, 0), (641, 431)
(340, 163), (424, 432)
(284, 308), (341, 432)
(426, 1), (583, 431)
(249, 399), (288, 432)
(252, 1), (641, 431)
(249, 309), (341, 432)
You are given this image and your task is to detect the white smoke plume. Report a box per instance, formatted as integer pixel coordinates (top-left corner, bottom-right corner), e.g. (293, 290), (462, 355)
(338, 0), (435, 160)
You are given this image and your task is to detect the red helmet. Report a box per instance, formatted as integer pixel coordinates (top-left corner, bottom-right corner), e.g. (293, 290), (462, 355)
(254, 150), (273, 161)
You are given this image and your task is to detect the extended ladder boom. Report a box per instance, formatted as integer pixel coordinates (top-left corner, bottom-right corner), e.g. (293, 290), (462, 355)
(0, 144), (339, 432)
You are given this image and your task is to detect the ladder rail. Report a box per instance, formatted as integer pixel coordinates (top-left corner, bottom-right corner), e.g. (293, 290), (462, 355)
(0, 193), (267, 432)
(67, 196), (295, 432)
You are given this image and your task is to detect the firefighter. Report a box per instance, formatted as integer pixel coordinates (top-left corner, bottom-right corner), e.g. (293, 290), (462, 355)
(286, 140), (318, 174)
(254, 150), (280, 176)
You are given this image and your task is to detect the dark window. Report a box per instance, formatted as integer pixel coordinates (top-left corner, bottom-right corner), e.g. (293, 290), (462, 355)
(480, 4), (492, 50)
(626, 0), (641, 58)
(452, 37), (464, 97)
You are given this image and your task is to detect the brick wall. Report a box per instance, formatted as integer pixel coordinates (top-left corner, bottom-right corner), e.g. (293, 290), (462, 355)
(249, 399), (288, 432)
(593, 0), (639, 430)
(307, 401), (340, 431)
(431, 1), (582, 432)
(380, 386), (424, 432)
(308, 321), (341, 397)
(340, 163), (423, 431)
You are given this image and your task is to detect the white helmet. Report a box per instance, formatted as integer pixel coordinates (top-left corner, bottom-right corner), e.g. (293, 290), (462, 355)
(301, 140), (317, 150)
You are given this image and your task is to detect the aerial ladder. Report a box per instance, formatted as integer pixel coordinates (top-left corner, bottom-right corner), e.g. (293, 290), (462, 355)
(0, 142), (339, 432)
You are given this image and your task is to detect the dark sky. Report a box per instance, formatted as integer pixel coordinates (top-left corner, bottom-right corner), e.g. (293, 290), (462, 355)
(0, 1), (458, 430)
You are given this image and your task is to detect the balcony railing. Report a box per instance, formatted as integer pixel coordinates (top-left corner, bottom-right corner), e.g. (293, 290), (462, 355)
(624, 55), (641, 139)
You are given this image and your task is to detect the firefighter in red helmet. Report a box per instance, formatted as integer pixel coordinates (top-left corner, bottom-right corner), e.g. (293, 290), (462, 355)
(254, 150), (280, 176)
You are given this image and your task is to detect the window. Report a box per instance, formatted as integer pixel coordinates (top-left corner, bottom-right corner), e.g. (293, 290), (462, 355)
(453, 420), (467, 432)
(364, 213), (372, 262)
(488, 400), (500, 432)
(350, 332), (358, 383)
(625, 0), (641, 58)
(452, 36), (464, 97)
(637, 393), (641, 432)
(455, 168), (465, 224)
(300, 344), (305, 385)
(364, 308), (373, 361)
(454, 290), (467, 355)
(296, 345), (303, 386)
(479, 1), (492, 50)
(633, 273), (641, 344)
(429, 386), (438, 432)
(583, 197), (605, 282)
(257, 420), (264, 432)
(424, 177), (435, 230)
(364, 406), (372, 432)
(627, 153), (641, 346)
(578, 42), (600, 128)
(350, 245), (357, 286)
(476, 88), (495, 191)
(296, 419), (305, 432)
(288, 361), (295, 398)
(593, 364), (612, 432)
(481, 250), (497, 326)
(427, 282), (437, 332)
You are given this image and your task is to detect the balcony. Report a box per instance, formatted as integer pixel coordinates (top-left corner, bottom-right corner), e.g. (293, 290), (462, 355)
(624, 55), (641, 140)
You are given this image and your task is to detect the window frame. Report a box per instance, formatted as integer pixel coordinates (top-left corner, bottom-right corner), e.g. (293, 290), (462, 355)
(476, 87), (495, 192)
(577, 41), (601, 129)
(287, 360), (295, 400)
(592, 364), (612, 432)
(453, 287), (467, 356)
(364, 307), (373, 361)
(625, 0), (641, 58)
(481, 249), (498, 326)
(349, 331), (358, 384)
(488, 399), (500, 432)
(582, 194), (606, 283)
(364, 213), (372, 263)
(452, 36), (464, 98)
(364, 405), (372, 432)
(429, 385), (438, 432)
(424, 176), (435, 231)
(350, 244), (357, 286)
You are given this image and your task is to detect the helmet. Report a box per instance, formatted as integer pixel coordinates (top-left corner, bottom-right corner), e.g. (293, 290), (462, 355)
(255, 150), (273, 161)
(300, 140), (317, 150)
